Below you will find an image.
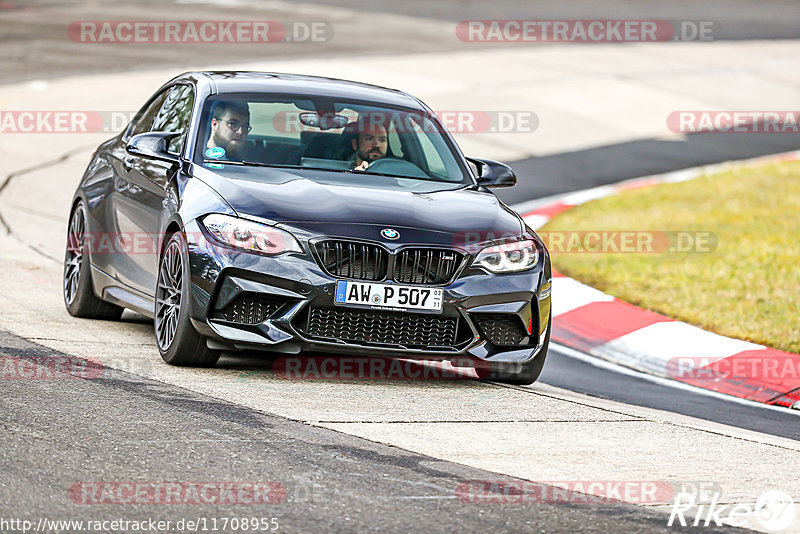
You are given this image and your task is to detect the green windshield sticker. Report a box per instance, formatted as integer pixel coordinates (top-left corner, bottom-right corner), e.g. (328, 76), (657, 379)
(205, 146), (226, 159)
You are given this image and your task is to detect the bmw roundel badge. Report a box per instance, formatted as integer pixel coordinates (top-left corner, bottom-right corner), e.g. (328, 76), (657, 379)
(381, 228), (400, 240)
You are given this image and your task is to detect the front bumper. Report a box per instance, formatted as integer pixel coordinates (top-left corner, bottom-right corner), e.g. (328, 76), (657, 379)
(184, 220), (552, 365)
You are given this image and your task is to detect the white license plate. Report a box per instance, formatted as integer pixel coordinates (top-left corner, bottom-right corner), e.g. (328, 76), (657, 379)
(334, 280), (443, 313)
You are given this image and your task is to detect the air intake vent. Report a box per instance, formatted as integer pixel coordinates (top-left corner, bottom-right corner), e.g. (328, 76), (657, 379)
(471, 314), (530, 346)
(217, 294), (289, 325)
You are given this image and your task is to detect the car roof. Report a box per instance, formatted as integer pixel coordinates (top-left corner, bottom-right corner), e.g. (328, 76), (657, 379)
(171, 71), (426, 110)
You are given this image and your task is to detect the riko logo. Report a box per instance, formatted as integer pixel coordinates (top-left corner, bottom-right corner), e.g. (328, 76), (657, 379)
(381, 228), (400, 240)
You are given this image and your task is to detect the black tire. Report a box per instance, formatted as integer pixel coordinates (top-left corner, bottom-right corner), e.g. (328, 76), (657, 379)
(155, 231), (220, 367)
(63, 201), (125, 320)
(475, 314), (551, 385)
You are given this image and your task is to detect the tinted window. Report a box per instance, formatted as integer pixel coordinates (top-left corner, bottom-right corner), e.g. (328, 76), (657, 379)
(129, 90), (170, 137)
(152, 85), (195, 154)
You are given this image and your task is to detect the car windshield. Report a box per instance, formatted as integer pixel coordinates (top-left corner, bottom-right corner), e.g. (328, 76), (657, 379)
(194, 93), (470, 183)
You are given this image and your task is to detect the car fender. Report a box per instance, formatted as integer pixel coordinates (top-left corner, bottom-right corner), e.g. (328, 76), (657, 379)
(162, 170), (236, 255)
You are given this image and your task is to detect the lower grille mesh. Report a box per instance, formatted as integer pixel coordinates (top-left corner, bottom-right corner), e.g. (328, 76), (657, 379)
(303, 307), (459, 348)
(472, 314), (529, 346)
(218, 294), (288, 325)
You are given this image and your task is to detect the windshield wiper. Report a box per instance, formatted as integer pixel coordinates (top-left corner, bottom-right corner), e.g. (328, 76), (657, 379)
(202, 159), (271, 167)
(202, 160), (460, 183)
(203, 160), (373, 174)
(204, 160), (350, 171)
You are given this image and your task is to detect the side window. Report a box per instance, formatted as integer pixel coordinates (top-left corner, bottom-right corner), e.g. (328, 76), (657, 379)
(418, 134), (446, 176)
(152, 85), (195, 154)
(129, 90), (170, 138)
(405, 118), (447, 176)
(387, 122), (404, 158)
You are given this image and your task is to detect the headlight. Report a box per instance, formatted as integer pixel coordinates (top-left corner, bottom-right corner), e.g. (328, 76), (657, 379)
(201, 214), (302, 255)
(474, 239), (539, 273)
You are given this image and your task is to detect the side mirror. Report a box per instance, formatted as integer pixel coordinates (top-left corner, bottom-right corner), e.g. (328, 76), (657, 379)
(126, 131), (181, 164)
(467, 157), (517, 188)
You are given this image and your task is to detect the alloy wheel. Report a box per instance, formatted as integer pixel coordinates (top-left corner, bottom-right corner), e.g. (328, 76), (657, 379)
(63, 207), (85, 306)
(155, 237), (183, 350)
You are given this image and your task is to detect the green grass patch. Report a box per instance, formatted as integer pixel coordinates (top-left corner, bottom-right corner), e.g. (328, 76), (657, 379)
(540, 160), (800, 354)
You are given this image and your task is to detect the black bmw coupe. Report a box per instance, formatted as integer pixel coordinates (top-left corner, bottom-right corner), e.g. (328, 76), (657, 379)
(64, 71), (552, 384)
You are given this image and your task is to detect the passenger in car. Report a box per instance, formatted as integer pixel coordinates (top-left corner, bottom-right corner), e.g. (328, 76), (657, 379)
(206, 100), (251, 161)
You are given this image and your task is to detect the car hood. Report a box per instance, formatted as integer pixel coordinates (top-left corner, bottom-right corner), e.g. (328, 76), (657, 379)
(195, 166), (523, 245)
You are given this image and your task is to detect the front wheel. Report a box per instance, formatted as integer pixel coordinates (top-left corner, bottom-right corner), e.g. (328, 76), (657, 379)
(475, 317), (550, 385)
(155, 231), (219, 367)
